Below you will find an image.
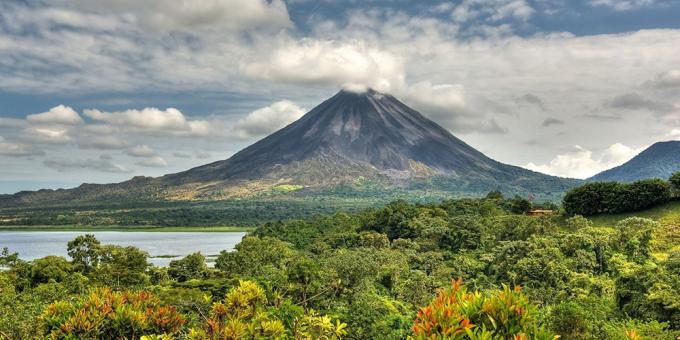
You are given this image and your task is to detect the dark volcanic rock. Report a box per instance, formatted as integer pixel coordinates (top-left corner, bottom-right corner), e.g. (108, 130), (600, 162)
(166, 89), (523, 183)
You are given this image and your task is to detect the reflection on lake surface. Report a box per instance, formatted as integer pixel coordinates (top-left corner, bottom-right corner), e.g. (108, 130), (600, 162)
(0, 231), (247, 267)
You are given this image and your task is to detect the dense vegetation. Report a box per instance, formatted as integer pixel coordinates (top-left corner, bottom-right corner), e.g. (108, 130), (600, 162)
(1, 193), (679, 339)
(0, 197), (383, 227)
(564, 172), (680, 216)
(0, 185), (570, 228)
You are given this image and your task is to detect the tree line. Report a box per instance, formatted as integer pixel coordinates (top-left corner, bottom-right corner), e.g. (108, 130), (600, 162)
(563, 171), (680, 216)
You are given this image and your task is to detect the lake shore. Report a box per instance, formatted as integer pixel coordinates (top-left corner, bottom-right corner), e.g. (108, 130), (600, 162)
(0, 225), (255, 232)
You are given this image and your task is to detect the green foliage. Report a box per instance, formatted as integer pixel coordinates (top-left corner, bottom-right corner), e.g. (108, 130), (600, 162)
(3, 196), (680, 339)
(0, 247), (19, 267)
(188, 280), (347, 339)
(564, 179), (671, 216)
(94, 244), (150, 287)
(215, 236), (294, 278)
(67, 234), (101, 273)
(507, 195), (533, 214)
(168, 252), (208, 282)
(39, 288), (185, 338)
(31, 256), (73, 284)
(565, 215), (593, 230)
(669, 171), (680, 196)
(411, 279), (555, 339)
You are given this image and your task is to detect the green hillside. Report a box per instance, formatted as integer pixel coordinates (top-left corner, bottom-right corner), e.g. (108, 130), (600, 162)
(587, 200), (680, 255)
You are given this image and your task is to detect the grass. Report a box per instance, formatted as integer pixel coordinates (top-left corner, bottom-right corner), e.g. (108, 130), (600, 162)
(0, 225), (255, 232)
(587, 200), (680, 254)
(588, 200), (680, 227)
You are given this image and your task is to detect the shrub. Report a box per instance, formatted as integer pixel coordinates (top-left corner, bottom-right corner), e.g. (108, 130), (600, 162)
(188, 280), (347, 339)
(39, 288), (185, 338)
(411, 279), (555, 339)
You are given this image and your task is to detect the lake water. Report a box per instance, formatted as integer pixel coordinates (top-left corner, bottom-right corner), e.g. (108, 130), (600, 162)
(0, 231), (247, 267)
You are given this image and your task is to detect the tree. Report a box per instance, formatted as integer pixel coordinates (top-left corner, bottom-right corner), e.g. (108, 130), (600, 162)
(31, 256), (73, 284)
(0, 247), (19, 267)
(67, 234), (101, 273)
(485, 190), (504, 200)
(616, 217), (657, 262)
(507, 195), (532, 214)
(94, 245), (150, 287)
(669, 171), (680, 197)
(168, 252), (208, 282)
(565, 215), (593, 231)
(563, 182), (622, 216)
(564, 180), (671, 216)
(215, 236), (294, 276)
(624, 179), (671, 211)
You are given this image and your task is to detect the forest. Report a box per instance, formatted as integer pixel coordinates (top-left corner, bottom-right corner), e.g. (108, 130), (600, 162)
(1, 188), (679, 339)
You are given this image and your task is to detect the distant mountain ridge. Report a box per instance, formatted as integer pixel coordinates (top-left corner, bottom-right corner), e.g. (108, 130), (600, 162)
(590, 141), (680, 182)
(1, 89), (580, 206)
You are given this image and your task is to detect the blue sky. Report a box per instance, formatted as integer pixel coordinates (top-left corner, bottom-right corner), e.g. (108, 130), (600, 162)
(1, 0), (680, 193)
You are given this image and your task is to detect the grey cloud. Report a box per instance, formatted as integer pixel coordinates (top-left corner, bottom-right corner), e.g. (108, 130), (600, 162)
(609, 93), (674, 113)
(590, 0), (662, 11)
(43, 157), (131, 173)
(479, 119), (508, 134)
(451, 0), (535, 24)
(135, 156), (167, 168)
(56, 0), (291, 32)
(542, 118), (564, 126)
(126, 145), (157, 158)
(0, 136), (45, 157)
(518, 93), (547, 111)
(0, 118), (28, 128)
(172, 152), (192, 158)
(581, 113), (622, 121)
(645, 70), (680, 89)
(195, 151), (211, 159)
(77, 135), (127, 150)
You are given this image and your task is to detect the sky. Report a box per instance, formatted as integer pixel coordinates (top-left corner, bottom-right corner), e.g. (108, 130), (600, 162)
(1, 0), (680, 194)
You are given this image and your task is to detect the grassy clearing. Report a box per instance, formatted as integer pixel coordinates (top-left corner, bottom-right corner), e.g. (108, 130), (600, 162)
(587, 200), (680, 227)
(587, 200), (680, 254)
(0, 225), (255, 232)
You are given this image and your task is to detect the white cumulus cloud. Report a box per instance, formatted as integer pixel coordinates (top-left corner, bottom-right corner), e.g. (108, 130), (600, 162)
(233, 100), (305, 138)
(242, 39), (405, 92)
(83, 107), (212, 136)
(26, 105), (83, 125)
(22, 127), (72, 144)
(525, 143), (644, 179)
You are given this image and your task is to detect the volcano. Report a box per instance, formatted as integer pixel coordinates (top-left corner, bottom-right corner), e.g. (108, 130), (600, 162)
(1, 89), (580, 205)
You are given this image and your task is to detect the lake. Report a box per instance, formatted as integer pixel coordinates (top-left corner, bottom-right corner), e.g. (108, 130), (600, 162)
(0, 231), (247, 267)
